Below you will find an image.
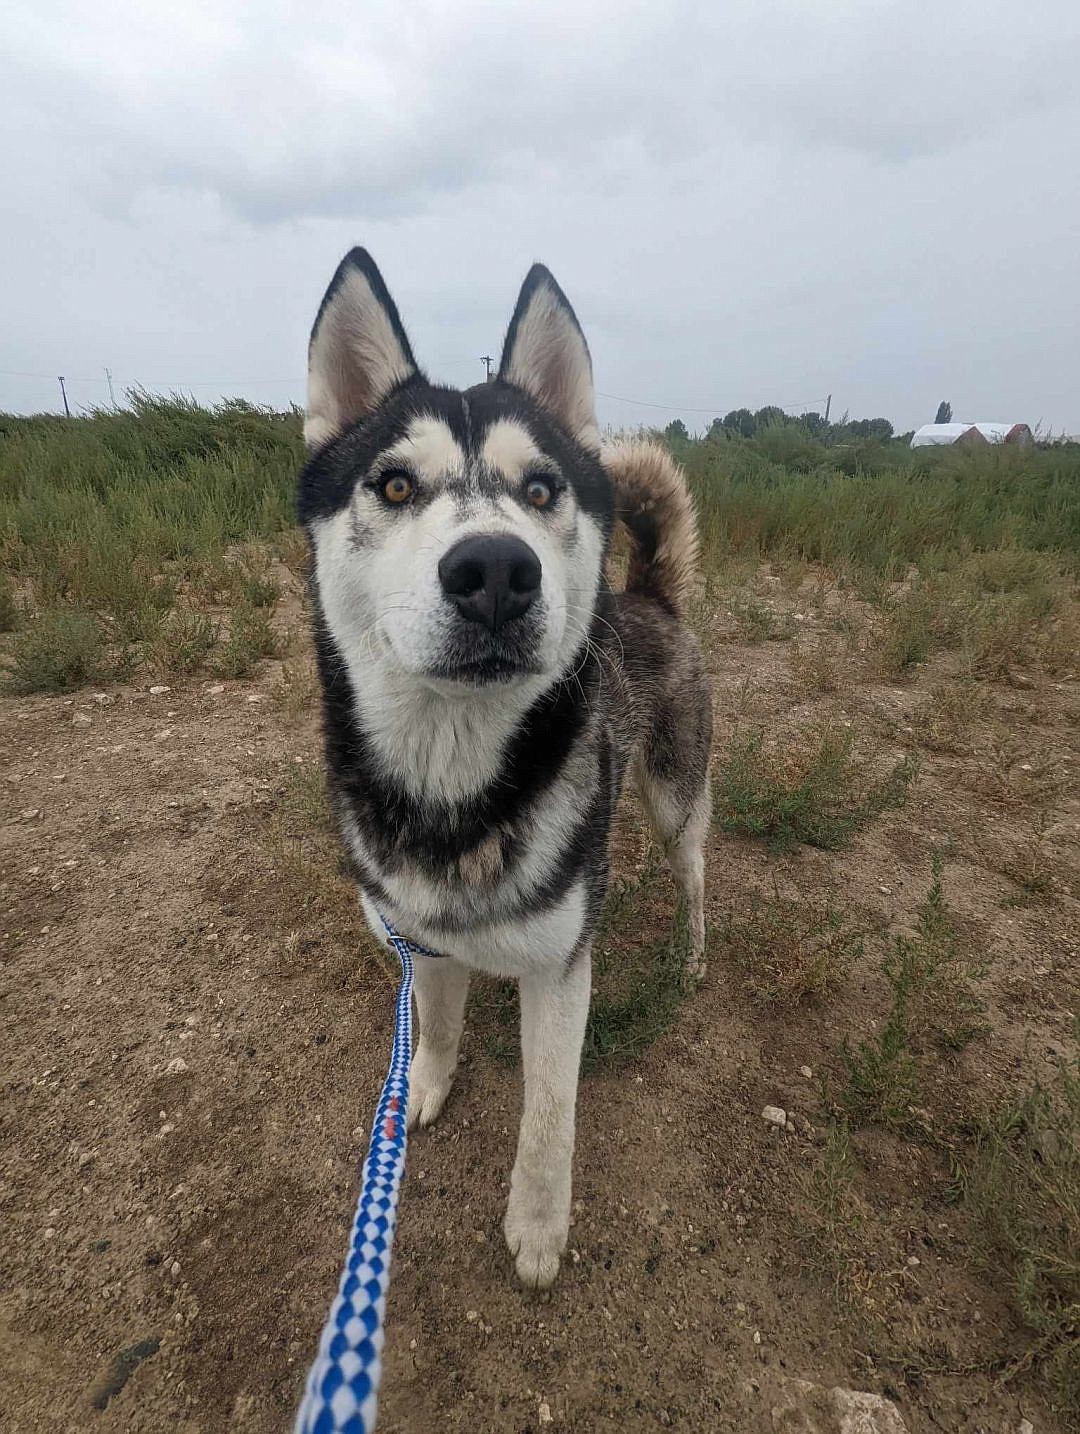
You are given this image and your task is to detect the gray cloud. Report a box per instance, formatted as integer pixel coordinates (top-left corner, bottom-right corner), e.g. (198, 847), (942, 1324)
(2, 1), (1078, 432)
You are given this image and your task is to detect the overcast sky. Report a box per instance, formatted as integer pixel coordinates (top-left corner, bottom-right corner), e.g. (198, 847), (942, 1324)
(3, 1), (1079, 433)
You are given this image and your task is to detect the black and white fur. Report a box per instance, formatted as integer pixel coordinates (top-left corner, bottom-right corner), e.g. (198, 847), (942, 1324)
(299, 249), (712, 1288)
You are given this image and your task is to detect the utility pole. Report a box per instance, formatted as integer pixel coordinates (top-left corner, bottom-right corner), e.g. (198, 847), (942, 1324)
(58, 376), (71, 418)
(480, 355), (494, 381)
(824, 393), (832, 423)
(105, 367), (116, 407)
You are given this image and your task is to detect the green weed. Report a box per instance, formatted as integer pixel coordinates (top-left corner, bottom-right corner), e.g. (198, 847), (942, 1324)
(841, 857), (988, 1128)
(142, 606), (217, 677)
(958, 1032), (1080, 1420)
(215, 601), (281, 678)
(3, 607), (108, 695)
(714, 725), (917, 854)
(723, 897), (861, 1008)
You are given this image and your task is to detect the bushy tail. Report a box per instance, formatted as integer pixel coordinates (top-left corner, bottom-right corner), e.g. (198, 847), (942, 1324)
(602, 438), (700, 616)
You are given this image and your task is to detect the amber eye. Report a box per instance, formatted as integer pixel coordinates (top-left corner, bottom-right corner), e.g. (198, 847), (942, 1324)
(382, 472), (413, 504)
(525, 477), (553, 509)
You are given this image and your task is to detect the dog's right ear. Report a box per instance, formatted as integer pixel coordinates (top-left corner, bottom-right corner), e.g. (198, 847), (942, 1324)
(305, 248), (420, 450)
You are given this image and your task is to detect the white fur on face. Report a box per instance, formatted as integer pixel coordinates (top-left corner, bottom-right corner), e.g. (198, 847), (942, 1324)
(312, 414), (605, 802)
(480, 419), (544, 478)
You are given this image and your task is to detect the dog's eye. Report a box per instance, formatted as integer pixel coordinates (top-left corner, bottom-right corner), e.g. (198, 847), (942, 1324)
(525, 478), (553, 509)
(382, 472), (413, 504)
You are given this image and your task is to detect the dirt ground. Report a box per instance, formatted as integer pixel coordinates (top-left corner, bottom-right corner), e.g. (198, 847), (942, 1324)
(2, 581), (1078, 1434)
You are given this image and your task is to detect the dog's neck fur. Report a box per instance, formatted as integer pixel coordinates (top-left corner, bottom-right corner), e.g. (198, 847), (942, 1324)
(351, 657), (552, 807)
(314, 595), (612, 873)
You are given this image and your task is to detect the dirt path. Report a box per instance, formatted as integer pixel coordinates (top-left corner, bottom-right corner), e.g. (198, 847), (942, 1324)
(2, 620), (1077, 1432)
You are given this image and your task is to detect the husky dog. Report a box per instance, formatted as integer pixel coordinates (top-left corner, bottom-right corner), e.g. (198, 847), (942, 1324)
(299, 249), (712, 1288)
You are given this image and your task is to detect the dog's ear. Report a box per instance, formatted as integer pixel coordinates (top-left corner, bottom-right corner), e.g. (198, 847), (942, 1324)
(498, 265), (599, 451)
(305, 248), (420, 450)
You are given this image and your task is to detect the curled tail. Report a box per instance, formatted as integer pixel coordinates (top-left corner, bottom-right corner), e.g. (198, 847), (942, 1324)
(602, 438), (700, 616)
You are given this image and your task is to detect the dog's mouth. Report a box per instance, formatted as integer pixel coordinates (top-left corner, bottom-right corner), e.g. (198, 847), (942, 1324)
(425, 624), (544, 686)
(426, 652), (542, 686)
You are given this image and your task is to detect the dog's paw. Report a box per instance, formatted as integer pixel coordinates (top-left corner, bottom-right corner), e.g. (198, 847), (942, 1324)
(406, 1045), (456, 1130)
(503, 1199), (567, 1289)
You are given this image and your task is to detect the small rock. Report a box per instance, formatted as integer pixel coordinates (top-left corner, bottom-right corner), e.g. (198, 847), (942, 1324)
(829, 1387), (907, 1432)
(149, 685), (171, 695)
(72, 711), (93, 727)
(538, 1403), (553, 1425)
(154, 728), (174, 741)
(170, 1260), (181, 1277)
(1009, 672), (1036, 691)
(93, 693), (112, 706)
(465, 1310), (478, 1322)
(44, 1227), (57, 1239)
(207, 684), (225, 696)
(1019, 1422), (1035, 1434)
(20, 808), (41, 822)
(799, 1066), (813, 1080)
(164, 1058), (189, 1075)
(906, 1255), (920, 1267)
(762, 1105), (787, 1129)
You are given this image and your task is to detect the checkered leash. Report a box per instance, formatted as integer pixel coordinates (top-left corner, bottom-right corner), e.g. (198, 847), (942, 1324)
(294, 916), (439, 1434)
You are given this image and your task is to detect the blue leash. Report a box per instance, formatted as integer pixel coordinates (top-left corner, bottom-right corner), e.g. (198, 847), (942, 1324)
(294, 917), (439, 1434)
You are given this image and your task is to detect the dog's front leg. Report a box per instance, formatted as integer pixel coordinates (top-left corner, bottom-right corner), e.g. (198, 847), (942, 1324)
(407, 955), (469, 1130)
(504, 947), (591, 1289)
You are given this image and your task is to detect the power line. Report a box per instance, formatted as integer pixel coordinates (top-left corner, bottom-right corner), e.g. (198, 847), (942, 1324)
(596, 389), (828, 416)
(1, 364), (829, 419)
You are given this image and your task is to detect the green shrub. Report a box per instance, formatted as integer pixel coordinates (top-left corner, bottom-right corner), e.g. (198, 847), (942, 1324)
(4, 607), (107, 694)
(714, 725), (917, 854)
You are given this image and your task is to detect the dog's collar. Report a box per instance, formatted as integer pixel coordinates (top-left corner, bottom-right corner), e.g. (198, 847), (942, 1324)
(380, 913), (445, 959)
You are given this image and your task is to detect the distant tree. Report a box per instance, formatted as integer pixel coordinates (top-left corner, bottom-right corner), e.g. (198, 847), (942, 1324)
(753, 405), (787, 430)
(801, 411), (828, 438)
(706, 417), (728, 441)
(866, 418), (894, 441)
(935, 400), (952, 424)
(722, 408), (756, 438)
(663, 418), (689, 442)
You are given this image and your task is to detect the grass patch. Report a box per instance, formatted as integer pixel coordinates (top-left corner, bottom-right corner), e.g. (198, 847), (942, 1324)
(789, 636), (843, 694)
(797, 1121), (903, 1321)
(723, 896), (861, 1007)
(728, 592), (796, 643)
(910, 681), (995, 754)
(0, 572), (18, 631)
(958, 1034), (1080, 1420)
(675, 434), (1080, 582)
(215, 601), (281, 678)
(0, 396), (301, 688)
(3, 607), (108, 694)
(714, 724), (917, 854)
(142, 606), (217, 678)
(841, 856), (988, 1129)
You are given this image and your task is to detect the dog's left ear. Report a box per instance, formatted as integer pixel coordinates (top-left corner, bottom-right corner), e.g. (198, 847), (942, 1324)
(498, 265), (599, 452)
(305, 247), (420, 450)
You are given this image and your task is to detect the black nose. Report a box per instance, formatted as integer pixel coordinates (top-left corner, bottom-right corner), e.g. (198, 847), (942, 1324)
(438, 534), (542, 633)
